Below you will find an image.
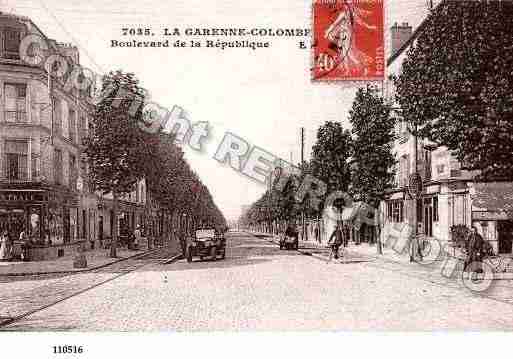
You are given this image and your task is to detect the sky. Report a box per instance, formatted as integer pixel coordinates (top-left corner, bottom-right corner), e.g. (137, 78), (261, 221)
(2, 0), (434, 220)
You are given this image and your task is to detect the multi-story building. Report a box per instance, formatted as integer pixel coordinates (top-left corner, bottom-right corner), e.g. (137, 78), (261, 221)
(380, 20), (513, 255)
(0, 12), (91, 250)
(0, 12), (153, 259)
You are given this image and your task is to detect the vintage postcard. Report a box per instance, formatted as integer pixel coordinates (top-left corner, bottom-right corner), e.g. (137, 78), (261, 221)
(0, 0), (512, 357)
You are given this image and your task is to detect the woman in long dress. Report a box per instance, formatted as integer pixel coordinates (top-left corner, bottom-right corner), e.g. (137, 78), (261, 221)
(0, 230), (12, 261)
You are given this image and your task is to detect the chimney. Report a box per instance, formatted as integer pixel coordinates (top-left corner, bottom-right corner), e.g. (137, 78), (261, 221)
(56, 43), (80, 65)
(390, 22), (413, 56)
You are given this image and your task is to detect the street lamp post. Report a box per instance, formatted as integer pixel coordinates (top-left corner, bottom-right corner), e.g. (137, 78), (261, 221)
(392, 108), (422, 263)
(411, 123), (419, 263)
(73, 176), (87, 269)
(267, 172), (272, 235)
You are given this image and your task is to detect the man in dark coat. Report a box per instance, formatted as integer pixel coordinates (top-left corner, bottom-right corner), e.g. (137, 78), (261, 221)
(465, 227), (485, 272)
(314, 223), (320, 243)
(328, 223), (345, 259)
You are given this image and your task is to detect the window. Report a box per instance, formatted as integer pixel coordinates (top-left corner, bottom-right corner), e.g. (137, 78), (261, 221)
(79, 159), (88, 192)
(481, 222), (489, 241)
(68, 108), (76, 143)
(387, 200), (404, 223)
(54, 99), (62, 136)
(31, 153), (40, 179)
(423, 150), (432, 180)
(54, 149), (63, 185)
(3, 28), (21, 60)
(453, 194), (467, 225)
(399, 154), (410, 187)
(69, 154), (77, 189)
(4, 83), (27, 122)
(433, 196), (439, 222)
(4, 140), (28, 181)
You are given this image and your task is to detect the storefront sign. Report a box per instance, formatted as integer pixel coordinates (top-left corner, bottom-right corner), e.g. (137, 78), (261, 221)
(0, 191), (45, 202)
(426, 185), (440, 194)
(449, 182), (467, 191)
(473, 211), (511, 221)
(408, 172), (423, 199)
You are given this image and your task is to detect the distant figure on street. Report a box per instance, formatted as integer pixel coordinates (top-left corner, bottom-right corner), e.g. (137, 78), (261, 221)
(343, 223), (350, 247)
(19, 229), (29, 261)
(134, 225), (142, 249)
(465, 226), (485, 272)
(0, 230), (12, 261)
(328, 223), (345, 259)
(314, 223), (320, 243)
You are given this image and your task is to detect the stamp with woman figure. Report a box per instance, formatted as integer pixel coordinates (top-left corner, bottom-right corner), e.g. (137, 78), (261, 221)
(312, 0), (385, 81)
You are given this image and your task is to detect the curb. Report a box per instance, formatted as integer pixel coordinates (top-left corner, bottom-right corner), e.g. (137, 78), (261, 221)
(342, 247), (513, 281)
(248, 231), (372, 264)
(0, 247), (163, 277)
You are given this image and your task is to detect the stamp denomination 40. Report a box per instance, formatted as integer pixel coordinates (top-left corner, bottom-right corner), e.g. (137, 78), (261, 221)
(312, 0), (384, 81)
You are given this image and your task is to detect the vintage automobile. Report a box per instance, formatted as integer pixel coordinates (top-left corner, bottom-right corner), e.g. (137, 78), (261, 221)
(186, 228), (226, 262)
(279, 226), (299, 250)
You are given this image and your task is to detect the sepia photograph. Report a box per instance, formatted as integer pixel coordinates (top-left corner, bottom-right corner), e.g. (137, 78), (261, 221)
(0, 0), (512, 357)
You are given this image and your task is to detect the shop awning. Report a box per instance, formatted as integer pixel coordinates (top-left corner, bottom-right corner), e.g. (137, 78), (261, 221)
(471, 182), (513, 219)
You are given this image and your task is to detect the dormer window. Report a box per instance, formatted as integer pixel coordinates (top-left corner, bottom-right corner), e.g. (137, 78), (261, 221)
(3, 28), (21, 60)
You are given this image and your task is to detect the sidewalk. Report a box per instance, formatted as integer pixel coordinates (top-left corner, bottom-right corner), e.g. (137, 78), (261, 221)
(250, 231), (513, 280)
(344, 240), (513, 281)
(0, 246), (155, 277)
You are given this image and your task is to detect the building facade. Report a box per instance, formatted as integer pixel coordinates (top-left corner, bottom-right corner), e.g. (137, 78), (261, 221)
(380, 20), (513, 256)
(0, 12), (153, 259)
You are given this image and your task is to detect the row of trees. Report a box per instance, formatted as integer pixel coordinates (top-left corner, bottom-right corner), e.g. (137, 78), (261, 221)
(395, 0), (513, 181)
(84, 70), (225, 257)
(239, 85), (394, 229)
(241, 0), (513, 231)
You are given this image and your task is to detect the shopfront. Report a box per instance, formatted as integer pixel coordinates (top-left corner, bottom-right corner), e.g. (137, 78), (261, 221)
(46, 190), (79, 245)
(471, 182), (513, 256)
(0, 188), (45, 243)
(0, 184), (80, 259)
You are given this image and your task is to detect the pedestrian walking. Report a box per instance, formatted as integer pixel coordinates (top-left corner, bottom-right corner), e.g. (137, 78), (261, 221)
(343, 223), (350, 247)
(19, 229), (29, 261)
(0, 230), (12, 261)
(328, 223), (344, 261)
(314, 222), (320, 244)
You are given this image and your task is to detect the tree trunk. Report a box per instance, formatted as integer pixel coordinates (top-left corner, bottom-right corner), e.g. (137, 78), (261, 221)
(375, 204), (383, 255)
(171, 210), (177, 243)
(110, 190), (119, 258)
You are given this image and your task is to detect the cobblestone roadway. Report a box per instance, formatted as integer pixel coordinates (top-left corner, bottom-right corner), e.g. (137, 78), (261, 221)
(3, 232), (513, 331)
(0, 247), (179, 328)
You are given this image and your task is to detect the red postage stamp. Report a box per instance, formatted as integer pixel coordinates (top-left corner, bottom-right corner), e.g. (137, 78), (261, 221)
(312, 0), (384, 81)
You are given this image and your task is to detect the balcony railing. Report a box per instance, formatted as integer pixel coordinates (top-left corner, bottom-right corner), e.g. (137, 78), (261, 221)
(4, 111), (27, 123)
(3, 168), (29, 183)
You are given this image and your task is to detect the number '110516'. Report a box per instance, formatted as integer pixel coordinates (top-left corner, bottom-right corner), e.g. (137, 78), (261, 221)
(53, 346), (84, 354)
